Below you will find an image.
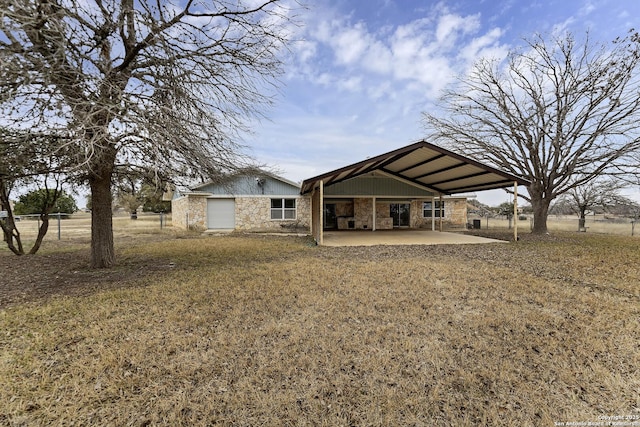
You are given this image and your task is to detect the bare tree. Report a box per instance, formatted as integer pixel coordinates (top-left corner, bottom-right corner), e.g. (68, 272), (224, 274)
(113, 167), (170, 218)
(0, 0), (293, 267)
(423, 31), (640, 234)
(554, 179), (633, 230)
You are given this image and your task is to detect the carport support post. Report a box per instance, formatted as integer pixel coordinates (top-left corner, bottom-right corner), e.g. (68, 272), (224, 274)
(439, 194), (443, 232)
(319, 180), (324, 245)
(513, 181), (518, 242)
(372, 197), (376, 231)
(431, 197), (435, 231)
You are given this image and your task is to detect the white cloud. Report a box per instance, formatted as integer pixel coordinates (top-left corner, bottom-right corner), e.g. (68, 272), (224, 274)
(314, 73), (333, 87)
(296, 39), (317, 63)
(459, 27), (507, 62)
(366, 81), (393, 100)
(362, 40), (394, 74)
(295, 4), (509, 102)
(579, 1), (596, 16)
(337, 76), (363, 92)
(251, 110), (404, 179)
(332, 22), (372, 65)
(390, 21), (429, 60)
(246, 1), (517, 181)
(436, 13), (481, 44)
(551, 16), (577, 36)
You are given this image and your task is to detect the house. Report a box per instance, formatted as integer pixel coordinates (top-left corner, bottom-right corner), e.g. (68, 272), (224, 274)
(171, 169), (469, 233)
(300, 141), (530, 244)
(171, 172), (310, 232)
(172, 141), (530, 240)
(304, 172), (472, 231)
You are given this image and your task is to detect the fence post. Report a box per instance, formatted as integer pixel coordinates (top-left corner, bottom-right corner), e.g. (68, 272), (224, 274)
(57, 212), (61, 240)
(160, 212), (164, 229)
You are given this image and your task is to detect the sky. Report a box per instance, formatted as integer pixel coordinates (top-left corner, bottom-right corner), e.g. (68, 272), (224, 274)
(245, 0), (640, 206)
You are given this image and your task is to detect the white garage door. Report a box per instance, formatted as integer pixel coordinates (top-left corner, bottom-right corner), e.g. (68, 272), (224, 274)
(207, 199), (235, 229)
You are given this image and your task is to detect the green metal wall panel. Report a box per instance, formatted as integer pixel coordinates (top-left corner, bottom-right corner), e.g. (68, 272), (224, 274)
(324, 175), (434, 197)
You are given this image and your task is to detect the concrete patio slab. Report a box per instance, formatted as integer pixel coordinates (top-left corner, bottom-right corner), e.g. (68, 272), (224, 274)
(321, 230), (507, 246)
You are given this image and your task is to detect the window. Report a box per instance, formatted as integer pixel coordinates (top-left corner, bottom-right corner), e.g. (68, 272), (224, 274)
(423, 200), (445, 218)
(271, 198), (296, 220)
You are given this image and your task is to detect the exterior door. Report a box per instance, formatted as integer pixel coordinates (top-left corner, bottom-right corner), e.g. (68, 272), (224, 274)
(207, 198), (235, 229)
(324, 203), (337, 230)
(390, 203), (410, 227)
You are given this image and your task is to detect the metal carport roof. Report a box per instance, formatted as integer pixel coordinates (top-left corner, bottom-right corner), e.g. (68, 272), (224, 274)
(301, 140), (530, 195)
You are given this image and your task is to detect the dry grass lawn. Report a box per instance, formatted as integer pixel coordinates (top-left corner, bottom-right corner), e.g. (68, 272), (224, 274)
(1, 230), (639, 426)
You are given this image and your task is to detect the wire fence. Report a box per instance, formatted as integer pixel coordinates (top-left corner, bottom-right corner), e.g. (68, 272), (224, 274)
(469, 215), (639, 236)
(4, 212), (638, 243)
(6, 212), (172, 241)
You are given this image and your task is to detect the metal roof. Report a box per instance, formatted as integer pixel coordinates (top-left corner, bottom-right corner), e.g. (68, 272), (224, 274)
(192, 170), (300, 191)
(301, 140), (530, 195)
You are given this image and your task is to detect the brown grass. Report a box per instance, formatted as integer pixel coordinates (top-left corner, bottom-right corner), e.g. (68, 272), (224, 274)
(1, 232), (639, 426)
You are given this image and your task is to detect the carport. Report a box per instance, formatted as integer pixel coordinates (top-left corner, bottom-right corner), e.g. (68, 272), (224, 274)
(301, 140), (530, 245)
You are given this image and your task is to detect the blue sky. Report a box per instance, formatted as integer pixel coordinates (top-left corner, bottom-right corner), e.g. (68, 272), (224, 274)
(247, 0), (640, 206)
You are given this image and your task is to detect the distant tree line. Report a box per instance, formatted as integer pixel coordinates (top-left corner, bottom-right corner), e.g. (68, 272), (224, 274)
(13, 189), (77, 216)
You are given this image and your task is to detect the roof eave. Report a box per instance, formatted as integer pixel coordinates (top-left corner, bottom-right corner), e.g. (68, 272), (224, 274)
(300, 140), (530, 195)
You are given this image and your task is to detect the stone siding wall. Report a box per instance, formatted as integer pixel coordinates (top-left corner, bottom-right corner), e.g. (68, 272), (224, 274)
(335, 201), (354, 217)
(447, 199), (468, 227)
(173, 194), (311, 233)
(297, 196), (312, 231)
(171, 195), (207, 231)
(235, 196), (310, 232)
(174, 192), (466, 233)
(333, 201), (356, 230)
(354, 198), (373, 229)
(411, 199), (467, 229)
(375, 202), (394, 229)
(341, 198), (468, 230)
(410, 200), (428, 228)
(171, 196), (189, 230)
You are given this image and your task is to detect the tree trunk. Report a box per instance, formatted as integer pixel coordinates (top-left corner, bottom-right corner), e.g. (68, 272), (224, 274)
(90, 173), (115, 268)
(578, 206), (587, 232)
(88, 142), (117, 268)
(0, 179), (25, 255)
(28, 213), (50, 255)
(531, 197), (551, 234)
(0, 217), (24, 255)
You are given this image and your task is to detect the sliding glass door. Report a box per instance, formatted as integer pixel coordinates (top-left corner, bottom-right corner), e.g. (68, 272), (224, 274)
(390, 203), (410, 227)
